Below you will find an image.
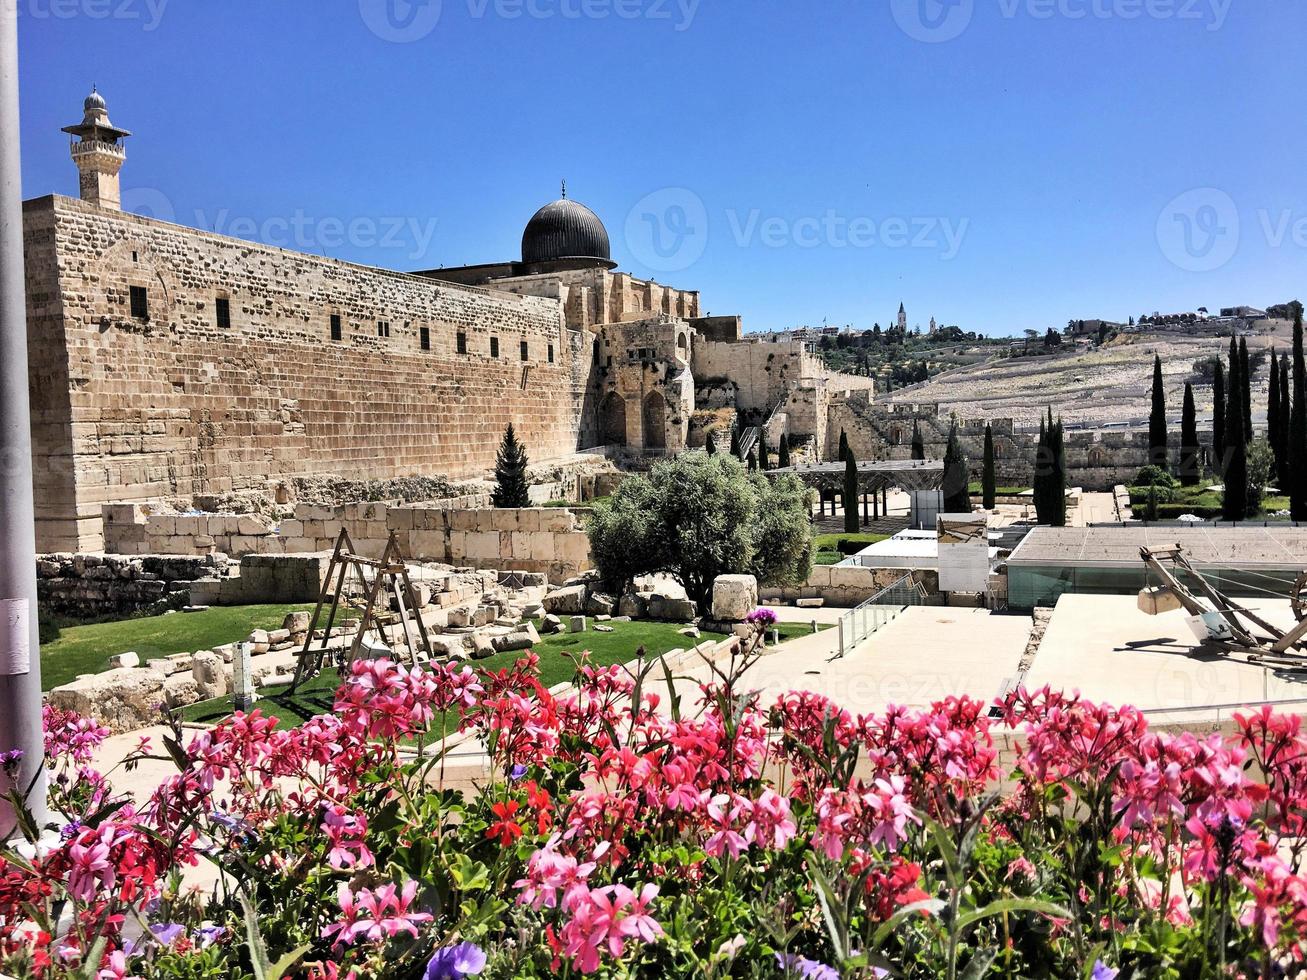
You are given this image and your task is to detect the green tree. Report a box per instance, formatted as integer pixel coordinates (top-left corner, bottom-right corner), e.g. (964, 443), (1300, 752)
(911, 420), (926, 461)
(747, 448), (758, 472)
(1280, 359), (1292, 488)
(587, 452), (812, 608)
(838, 429), (850, 462)
(942, 422), (971, 513)
(1247, 439), (1275, 516)
(1179, 383), (1200, 486)
(1148, 355), (1168, 470)
(729, 424), (742, 460)
(1223, 343), (1248, 522)
(491, 422), (530, 508)
(844, 450), (860, 533)
(705, 431), (717, 456)
(1034, 409), (1067, 527)
(1292, 308), (1307, 520)
(982, 423), (996, 510)
(1212, 360), (1226, 475)
(758, 429), (770, 471)
(1240, 336), (1253, 444)
(777, 436), (791, 469)
(1268, 350), (1281, 481)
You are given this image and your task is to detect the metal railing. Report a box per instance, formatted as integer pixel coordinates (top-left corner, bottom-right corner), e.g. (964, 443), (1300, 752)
(834, 573), (927, 659)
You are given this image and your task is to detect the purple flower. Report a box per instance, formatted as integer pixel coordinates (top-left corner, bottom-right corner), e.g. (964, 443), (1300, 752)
(150, 922), (185, 946)
(195, 926), (226, 948)
(209, 808), (246, 833)
(0, 749), (24, 770)
(508, 763), (529, 781)
(776, 952), (840, 979)
(1091, 963), (1119, 980)
(426, 941), (487, 979)
(745, 608), (779, 628)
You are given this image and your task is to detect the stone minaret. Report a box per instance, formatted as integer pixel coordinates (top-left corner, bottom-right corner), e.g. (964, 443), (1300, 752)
(61, 88), (131, 210)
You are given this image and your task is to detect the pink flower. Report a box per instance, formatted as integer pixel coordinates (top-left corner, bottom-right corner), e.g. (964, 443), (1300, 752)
(559, 883), (663, 974)
(67, 825), (117, 902)
(322, 880), (432, 947)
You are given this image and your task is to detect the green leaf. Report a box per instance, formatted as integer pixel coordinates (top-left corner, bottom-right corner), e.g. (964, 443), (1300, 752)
(267, 945), (312, 979)
(871, 898), (946, 947)
(451, 852), (491, 892)
(806, 862), (846, 961)
(954, 897), (1073, 932)
(240, 890), (272, 980)
(77, 935), (108, 980)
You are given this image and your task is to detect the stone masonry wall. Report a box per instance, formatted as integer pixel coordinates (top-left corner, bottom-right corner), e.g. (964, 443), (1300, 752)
(36, 552), (230, 618)
(24, 195), (595, 553)
(105, 502), (594, 584)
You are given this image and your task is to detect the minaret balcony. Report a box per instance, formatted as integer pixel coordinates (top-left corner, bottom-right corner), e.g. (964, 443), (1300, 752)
(70, 139), (126, 161)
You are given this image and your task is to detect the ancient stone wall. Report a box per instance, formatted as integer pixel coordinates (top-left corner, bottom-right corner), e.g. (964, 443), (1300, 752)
(475, 266), (699, 333)
(36, 552), (230, 618)
(595, 317), (694, 452)
(760, 565), (940, 607)
(104, 501), (594, 583)
(24, 195), (595, 553)
(691, 339), (809, 415)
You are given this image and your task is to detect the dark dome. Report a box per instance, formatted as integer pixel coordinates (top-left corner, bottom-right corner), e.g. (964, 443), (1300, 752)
(521, 198), (611, 264)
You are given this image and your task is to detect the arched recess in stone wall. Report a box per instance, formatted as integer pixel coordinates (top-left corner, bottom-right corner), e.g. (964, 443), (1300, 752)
(599, 392), (627, 446)
(643, 391), (667, 451)
(676, 332), (689, 360)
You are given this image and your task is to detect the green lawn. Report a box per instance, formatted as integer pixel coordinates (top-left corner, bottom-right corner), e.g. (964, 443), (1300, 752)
(39, 604), (313, 691)
(180, 619), (730, 731)
(813, 531), (890, 566)
(967, 482), (1031, 495)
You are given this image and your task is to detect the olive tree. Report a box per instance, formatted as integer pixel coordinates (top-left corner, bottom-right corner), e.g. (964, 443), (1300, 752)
(587, 451), (813, 608)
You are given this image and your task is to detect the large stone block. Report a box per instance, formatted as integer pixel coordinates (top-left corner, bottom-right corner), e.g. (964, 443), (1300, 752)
(47, 668), (167, 734)
(711, 575), (758, 622)
(543, 584), (587, 615)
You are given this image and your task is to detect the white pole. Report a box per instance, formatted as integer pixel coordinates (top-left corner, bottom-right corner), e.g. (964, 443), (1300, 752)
(0, 4), (48, 839)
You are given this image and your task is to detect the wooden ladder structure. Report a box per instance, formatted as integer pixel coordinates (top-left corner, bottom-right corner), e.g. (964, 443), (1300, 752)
(288, 528), (435, 693)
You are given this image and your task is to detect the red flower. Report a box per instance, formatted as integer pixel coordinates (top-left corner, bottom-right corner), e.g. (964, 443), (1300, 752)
(486, 800), (524, 847)
(525, 780), (553, 834)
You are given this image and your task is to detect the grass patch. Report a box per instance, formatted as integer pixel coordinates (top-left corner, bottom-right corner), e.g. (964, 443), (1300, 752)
(39, 604), (313, 692)
(180, 620), (729, 731)
(812, 531), (891, 566)
(1130, 484), (1291, 519)
(967, 482), (1030, 495)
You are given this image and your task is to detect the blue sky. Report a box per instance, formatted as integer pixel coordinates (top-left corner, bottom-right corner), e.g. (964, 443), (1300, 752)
(17, 0), (1307, 335)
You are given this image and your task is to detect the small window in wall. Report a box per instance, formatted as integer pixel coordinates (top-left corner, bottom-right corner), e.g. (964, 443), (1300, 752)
(490, 336), (500, 359)
(457, 332), (467, 354)
(548, 343), (555, 364)
(378, 320), (391, 338)
(520, 340), (529, 362)
(129, 285), (149, 320)
(215, 297), (231, 329)
(330, 314), (343, 341)
(420, 326), (431, 351)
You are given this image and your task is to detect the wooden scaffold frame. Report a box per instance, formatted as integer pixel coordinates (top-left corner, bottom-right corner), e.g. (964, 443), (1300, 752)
(288, 528), (435, 693)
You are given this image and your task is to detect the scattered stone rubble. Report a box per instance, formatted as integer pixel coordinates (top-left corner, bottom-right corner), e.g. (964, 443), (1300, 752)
(45, 566), (762, 734)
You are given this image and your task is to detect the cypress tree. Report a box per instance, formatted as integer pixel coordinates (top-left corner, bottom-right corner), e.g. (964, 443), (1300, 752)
(705, 430), (717, 455)
(1180, 383), (1200, 486)
(729, 425), (742, 460)
(778, 437), (791, 469)
(1240, 336), (1253, 444)
(838, 429), (850, 463)
(1149, 355), (1168, 470)
(1033, 415), (1048, 523)
(758, 429), (770, 471)
(491, 422), (531, 508)
(1292, 307), (1307, 521)
(942, 422), (971, 513)
(1212, 360), (1226, 475)
(1280, 360), (1292, 488)
(1048, 411), (1067, 527)
(982, 422), (996, 510)
(910, 420), (925, 461)
(747, 447), (758, 471)
(843, 451), (859, 533)
(1268, 350), (1281, 480)
(1223, 344), (1248, 521)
